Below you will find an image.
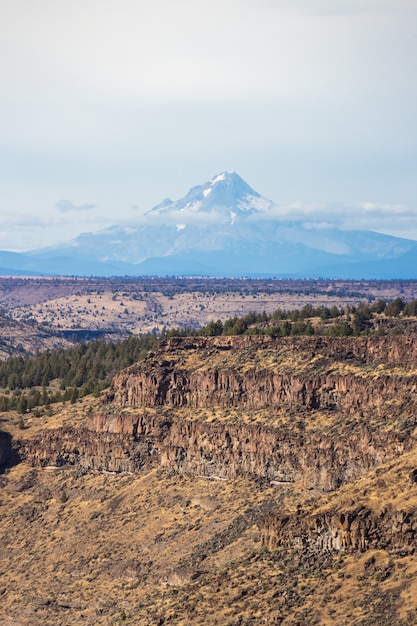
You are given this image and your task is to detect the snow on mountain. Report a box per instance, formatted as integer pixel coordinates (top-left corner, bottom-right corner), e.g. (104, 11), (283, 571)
(2, 171), (417, 278)
(146, 171), (276, 221)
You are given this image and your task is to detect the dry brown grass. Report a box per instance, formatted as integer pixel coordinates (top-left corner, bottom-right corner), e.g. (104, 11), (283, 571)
(2, 319), (417, 624)
(0, 397), (101, 440)
(1, 393), (417, 624)
(0, 459), (278, 625)
(169, 340), (417, 380)
(7, 289), (366, 335)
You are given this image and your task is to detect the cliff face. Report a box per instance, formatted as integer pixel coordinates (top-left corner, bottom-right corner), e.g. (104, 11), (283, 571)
(9, 334), (417, 559)
(14, 335), (417, 492)
(14, 425), (143, 473)
(111, 336), (417, 423)
(4, 333), (417, 625)
(15, 410), (406, 492)
(259, 505), (417, 554)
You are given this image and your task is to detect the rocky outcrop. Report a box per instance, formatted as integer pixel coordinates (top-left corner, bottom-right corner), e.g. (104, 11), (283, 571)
(15, 410), (407, 492)
(7, 334), (417, 574)
(14, 426), (146, 473)
(111, 337), (417, 424)
(259, 505), (417, 554)
(12, 335), (417, 490)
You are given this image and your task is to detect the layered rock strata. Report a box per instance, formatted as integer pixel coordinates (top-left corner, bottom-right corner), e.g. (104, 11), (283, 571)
(14, 335), (417, 491)
(15, 411), (405, 492)
(259, 505), (417, 554)
(10, 334), (417, 555)
(111, 336), (417, 423)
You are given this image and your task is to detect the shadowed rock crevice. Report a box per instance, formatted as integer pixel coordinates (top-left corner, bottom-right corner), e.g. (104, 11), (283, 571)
(0, 430), (16, 472)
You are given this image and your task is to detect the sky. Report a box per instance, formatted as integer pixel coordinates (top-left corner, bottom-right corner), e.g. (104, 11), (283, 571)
(0, 0), (416, 251)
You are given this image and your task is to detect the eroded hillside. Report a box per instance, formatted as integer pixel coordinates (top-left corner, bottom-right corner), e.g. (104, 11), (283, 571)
(1, 335), (417, 625)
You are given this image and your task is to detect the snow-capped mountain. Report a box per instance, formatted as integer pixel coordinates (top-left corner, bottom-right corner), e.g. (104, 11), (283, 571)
(146, 171), (276, 221)
(2, 172), (417, 278)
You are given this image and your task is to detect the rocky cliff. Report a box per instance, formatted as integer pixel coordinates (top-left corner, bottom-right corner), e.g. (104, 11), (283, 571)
(12, 335), (417, 492)
(3, 333), (417, 625)
(10, 335), (417, 547)
(15, 411), (406, 492)
(111, 336), (417, 427)
(0, 430), (13, 470)
(259, 504), (417, 554)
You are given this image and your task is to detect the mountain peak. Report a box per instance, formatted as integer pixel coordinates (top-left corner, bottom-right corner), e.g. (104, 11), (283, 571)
(145, 171), (274, 220)
(210, 170), (246, 185)
(3, 170), (417, 279)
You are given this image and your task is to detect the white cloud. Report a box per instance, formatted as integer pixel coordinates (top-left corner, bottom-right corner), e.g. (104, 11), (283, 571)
(266, 200), (413, 220)
(55, 199), (95, 213)
(247, 200), (417, 237)
(134, 195), (417, 240)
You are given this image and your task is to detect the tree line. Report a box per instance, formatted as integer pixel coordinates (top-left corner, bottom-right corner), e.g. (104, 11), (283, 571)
(0, 334), (157, 414)
(165, 298), (417, 339)
(1, 297), (416, 415)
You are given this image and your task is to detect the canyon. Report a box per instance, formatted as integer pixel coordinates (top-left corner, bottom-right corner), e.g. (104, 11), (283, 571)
(8, 335), (417, 537)
(2, 334), (417, 624)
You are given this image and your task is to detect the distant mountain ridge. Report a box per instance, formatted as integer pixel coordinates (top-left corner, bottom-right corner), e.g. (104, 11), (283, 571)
(1, 171), (417, 278)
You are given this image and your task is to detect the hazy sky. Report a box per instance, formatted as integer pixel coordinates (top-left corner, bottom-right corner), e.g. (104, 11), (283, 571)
(1, 0), (416, 250)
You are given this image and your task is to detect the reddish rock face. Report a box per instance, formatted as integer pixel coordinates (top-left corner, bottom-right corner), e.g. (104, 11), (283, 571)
(92, 335), (414, 491)
(15, 411), (405, 492)
(259, 506), (417, 555)
(111, 336), (417, 422)
(13, 335), (415, 492)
